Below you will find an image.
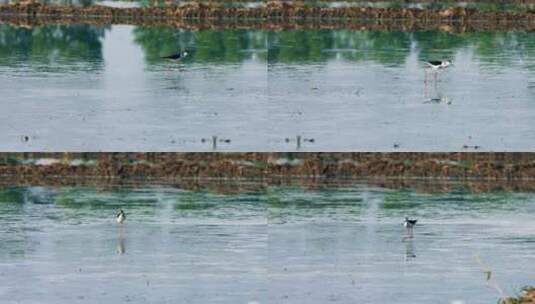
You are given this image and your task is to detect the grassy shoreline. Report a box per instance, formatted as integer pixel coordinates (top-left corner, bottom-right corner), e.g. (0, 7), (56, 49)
(3, 174), (535, 194)
(4, 14), (535, 32)
(2, 153), (535, 183)
(2, 2), (535, 24)
(3, 1), (535, 32)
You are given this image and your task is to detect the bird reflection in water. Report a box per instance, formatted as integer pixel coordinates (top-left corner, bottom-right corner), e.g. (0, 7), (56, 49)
(475, 255), (507, 299)
(424, 65), (452, 105)
(404, 238), (416, 261)
(117, 227), (126, 255)
(402, 217), (417, 260)
(424, 94), (452, 105)
(424, 60), (452, 89)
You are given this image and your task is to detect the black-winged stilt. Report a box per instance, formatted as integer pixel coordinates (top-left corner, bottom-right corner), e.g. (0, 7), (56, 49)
(162, 51), (188, 61)
(403, 217), (417, 239)
(424, 60), (452, 71)
(401, 217), (418, 241)
(116, 209), (126, 224)
(405, 238), (416, 259)
(404, 217), (417, 229)
(423, 60), (452, 89)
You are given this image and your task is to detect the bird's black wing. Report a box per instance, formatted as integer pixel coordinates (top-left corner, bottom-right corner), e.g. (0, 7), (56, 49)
(162, 54), (180, 60)
(426, 60), (442, 65)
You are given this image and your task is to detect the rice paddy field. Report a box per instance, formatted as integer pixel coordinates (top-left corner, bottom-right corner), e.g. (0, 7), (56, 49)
(1, 1), (535, 303)
(0, 23), (535, 151)
(1, 179), (535, 303)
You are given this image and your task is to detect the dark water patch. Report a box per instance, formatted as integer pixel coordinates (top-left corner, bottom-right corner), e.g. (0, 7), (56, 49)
(0, 23), (105, 71)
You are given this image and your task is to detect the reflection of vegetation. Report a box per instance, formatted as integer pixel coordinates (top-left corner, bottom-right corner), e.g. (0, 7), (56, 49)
(0, 24), (106, 69)
(133, 27), (267, 64)
(0, 187), (30, 258)
(413, 31), (466, 61)
(0, 185), (533, 228)
(2, 23), (534, 71)
(379, 189), (526, 218)
(413, 31), (523, 68)
(268, 29), (535, 72)
(267, 186), (364, 221)
(0, 187), (25, 204)
(174, 191), (217, 210)
(268, 30), (333, 63)
(54, 187), (158, 210)
(269, 30), (412, 65)
(381, 189), (421, 212)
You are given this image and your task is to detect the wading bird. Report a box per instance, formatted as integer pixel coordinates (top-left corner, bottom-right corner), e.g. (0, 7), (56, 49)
(424, 60), (452, 71)
(404, 217), (417, 229)
(116, 209), (126, 224)
(403, 217), (417, 239)
(161, 51), (188, 61)
(424, 60), (453, 86)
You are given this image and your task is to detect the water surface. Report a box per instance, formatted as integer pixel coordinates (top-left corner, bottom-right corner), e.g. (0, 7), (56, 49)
(0, 182), (534, 303)
(1, 24), (535, 151)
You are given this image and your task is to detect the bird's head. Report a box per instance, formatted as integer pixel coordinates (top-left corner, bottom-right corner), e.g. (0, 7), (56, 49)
(443, 60), (453, 67)
(182, 51), (189, 57)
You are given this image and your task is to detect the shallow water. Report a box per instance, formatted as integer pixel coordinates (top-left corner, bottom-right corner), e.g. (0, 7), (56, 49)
(1, 24), (535, 151)
(0, 182), (535, 303)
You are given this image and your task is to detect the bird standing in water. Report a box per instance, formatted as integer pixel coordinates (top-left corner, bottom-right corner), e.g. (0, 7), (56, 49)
(116, 209), (126, 224)
(403, 217), (417, 229)
(161, 51), (188, 61)
(424, 60), (452, 87)
(403, 217), (417, 239)
(424, 60), (452, 71)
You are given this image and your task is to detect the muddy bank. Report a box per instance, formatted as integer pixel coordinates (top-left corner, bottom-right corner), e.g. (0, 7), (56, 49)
(1, 173), (535, 195)
(2, 2), (535, 32)
(2, 153), (535, 181)
(2, 2), (535, 23)
(3, 14), (535, 32)
(188, 0), (535, 2)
